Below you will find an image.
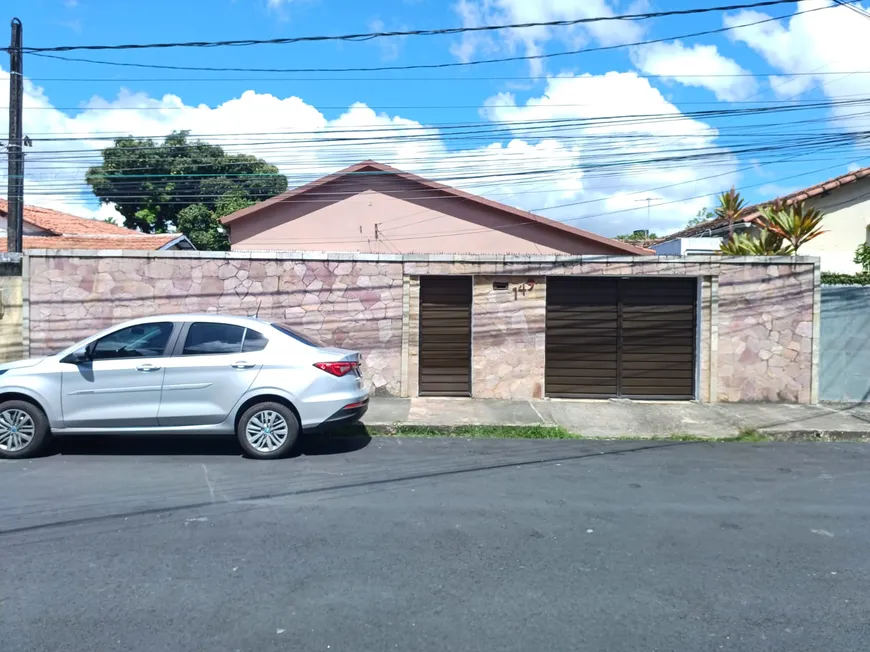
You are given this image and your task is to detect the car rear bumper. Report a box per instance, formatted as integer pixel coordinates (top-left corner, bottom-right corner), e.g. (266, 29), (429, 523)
(309, 397), (369, 432)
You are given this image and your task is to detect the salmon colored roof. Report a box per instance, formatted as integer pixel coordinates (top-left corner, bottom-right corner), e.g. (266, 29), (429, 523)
(221, 160), (651, 256)
(0, 234), (184, 252)
(661, 166), (870, 242)
(0, 199), (140, 236)
(0, 200), (193, 251)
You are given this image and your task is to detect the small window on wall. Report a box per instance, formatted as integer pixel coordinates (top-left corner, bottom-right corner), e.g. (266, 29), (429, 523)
(865, 225), (870, 245)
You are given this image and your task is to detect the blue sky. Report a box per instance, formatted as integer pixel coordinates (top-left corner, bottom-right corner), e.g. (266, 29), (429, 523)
(3, 0), (869, 237)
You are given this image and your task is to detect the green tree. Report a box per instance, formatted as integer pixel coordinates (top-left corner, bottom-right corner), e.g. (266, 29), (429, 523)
(686, 206), (715, 228)
(176, 204), (228, 251)
(760, 201), (826, 254)
(715, 187), (748, 239)
(854, 243), (870, 275)
(720, 200), (825, 256)
(86, 131), (287, 249)
(616, 229), (658, 244)
(175, 191), (255, 251)
(719, 230), (790, 255)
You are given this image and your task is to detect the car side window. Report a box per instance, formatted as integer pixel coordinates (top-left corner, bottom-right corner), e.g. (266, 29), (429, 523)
(91, 322), (174, 361)
(182, 322), (245, 356)
(241, 329), (268, 353)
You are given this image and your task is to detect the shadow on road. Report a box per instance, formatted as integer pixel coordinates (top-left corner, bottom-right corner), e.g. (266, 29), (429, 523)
(48, 427), (373, 458)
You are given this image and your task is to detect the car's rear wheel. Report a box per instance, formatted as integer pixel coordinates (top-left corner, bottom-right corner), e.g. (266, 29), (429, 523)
(237, 402), (300, 460)
(0, 400), (51, 460)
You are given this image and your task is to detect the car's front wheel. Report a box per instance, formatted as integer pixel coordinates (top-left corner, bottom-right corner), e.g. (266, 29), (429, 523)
(0, 400), (51, 460)
(237, 402), (300, 460)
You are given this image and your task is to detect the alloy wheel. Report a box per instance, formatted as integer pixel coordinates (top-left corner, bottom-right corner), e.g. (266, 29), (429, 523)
(245, 410), (289, 453)
(0, 409), (36, 453)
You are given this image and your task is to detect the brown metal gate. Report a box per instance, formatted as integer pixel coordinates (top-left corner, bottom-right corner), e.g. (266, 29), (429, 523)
(419, 276), (472, 396)
(546, 277), (697, 399)
(545, 277), (619, 397)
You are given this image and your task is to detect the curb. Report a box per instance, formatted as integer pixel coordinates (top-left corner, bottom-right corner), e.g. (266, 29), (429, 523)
(763, 430), (870, 442)
(352, 423), (870, 442)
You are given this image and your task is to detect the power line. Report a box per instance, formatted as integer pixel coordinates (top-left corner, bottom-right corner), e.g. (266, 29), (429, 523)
(225, 158), (870, 245)
(18, 97), (870, 150)
(25, 70), (870, 83)
(26, 2), (839, 74)
(17, 0), (802, 53)
(12, 93), (870, 111)
(832, 0), (870, 19)
(15, 136), (867, 198)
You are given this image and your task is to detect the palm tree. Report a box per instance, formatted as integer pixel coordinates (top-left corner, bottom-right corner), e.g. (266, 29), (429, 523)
(759, 201), (826, 254)
(719, 230), (790, 256)
(716, 188), (748, 239)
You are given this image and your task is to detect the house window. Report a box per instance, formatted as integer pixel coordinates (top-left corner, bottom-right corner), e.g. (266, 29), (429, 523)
(865, 225), (870, 245)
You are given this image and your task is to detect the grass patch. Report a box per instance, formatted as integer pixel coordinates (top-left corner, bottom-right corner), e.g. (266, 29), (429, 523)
(327, 424), (774, 442)
(371, 424), (577, 439)
(652, 429), (772, 443)
(732, 427), (769, 442)
(651, 434), (710, 442)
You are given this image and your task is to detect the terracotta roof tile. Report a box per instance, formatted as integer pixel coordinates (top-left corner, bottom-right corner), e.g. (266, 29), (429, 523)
(0, 200), (190, 250)
(0, 199), (138, 236)
(659, 166), (870, 242)
(0, 234), (181, 252)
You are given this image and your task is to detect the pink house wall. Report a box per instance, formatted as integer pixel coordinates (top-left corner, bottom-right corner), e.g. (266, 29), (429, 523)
(228, 174), (619, 255)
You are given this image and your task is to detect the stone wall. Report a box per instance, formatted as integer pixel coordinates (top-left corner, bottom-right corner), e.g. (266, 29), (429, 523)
(24, 252), (820, 403)
(471, 276), (546, 400)
(717, 261), (816, 402)
(27, 254), (404, 395)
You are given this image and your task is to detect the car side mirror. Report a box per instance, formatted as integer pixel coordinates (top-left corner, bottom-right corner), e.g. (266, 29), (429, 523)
(62, 347), (91, 365)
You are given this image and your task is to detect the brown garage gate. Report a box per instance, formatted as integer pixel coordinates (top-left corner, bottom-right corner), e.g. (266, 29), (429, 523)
(546, 277), (697, 399)
(419, 276), (472, 396)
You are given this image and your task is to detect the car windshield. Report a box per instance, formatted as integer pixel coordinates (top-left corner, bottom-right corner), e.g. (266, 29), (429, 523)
(271, 323), (325, 348)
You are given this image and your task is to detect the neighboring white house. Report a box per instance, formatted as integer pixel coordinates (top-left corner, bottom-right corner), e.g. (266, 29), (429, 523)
(651, 237), (722, 256)
(654, 167), (870, 273)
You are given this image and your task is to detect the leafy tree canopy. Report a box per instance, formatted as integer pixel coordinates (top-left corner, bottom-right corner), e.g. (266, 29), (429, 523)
(616, 229), (658, 244)
(686, 206), (715, 228)
(86, 131), (287, 250)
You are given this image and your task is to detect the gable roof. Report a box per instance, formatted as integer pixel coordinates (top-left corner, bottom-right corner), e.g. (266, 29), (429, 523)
(0, 233), (189, 253)
(221, 160), (651, 256)
(0, 199), (142, 236)
(0, 200), (195, 251)
(660, 166), (870, 242)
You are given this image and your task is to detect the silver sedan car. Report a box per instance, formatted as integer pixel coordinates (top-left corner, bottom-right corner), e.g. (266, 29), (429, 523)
(0, 314), (369, 459)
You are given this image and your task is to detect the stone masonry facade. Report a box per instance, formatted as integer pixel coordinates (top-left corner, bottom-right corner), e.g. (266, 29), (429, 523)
(717, 260), (816, 402)
(24, 251), (819, 403)
(27, 254), (405, 395)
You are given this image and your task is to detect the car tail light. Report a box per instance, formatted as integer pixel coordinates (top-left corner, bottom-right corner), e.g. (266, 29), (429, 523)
(314, 361), (359, 377)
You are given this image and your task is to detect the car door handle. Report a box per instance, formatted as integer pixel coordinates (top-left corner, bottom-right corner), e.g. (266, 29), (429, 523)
(136, 364), (161, 372)
(232, 361), (255, 369)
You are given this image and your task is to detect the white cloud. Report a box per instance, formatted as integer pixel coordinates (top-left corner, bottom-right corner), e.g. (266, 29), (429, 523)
(480, 73), (739, 234)
(0, 67), (737, 238)
(630, 41), (757, 102)
(725, 0), (870, 106)
(450, 0), (645, 76)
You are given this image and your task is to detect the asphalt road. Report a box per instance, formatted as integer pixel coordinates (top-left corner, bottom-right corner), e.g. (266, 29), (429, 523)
(1, 435), (868, 651)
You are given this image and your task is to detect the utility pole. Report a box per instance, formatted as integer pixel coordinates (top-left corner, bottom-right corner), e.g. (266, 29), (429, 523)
(635, 197), (655, 240)
(6, 18), (24, 254)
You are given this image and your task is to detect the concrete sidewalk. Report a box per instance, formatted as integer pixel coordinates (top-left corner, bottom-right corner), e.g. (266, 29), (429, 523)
(364, 397), (870, 439)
